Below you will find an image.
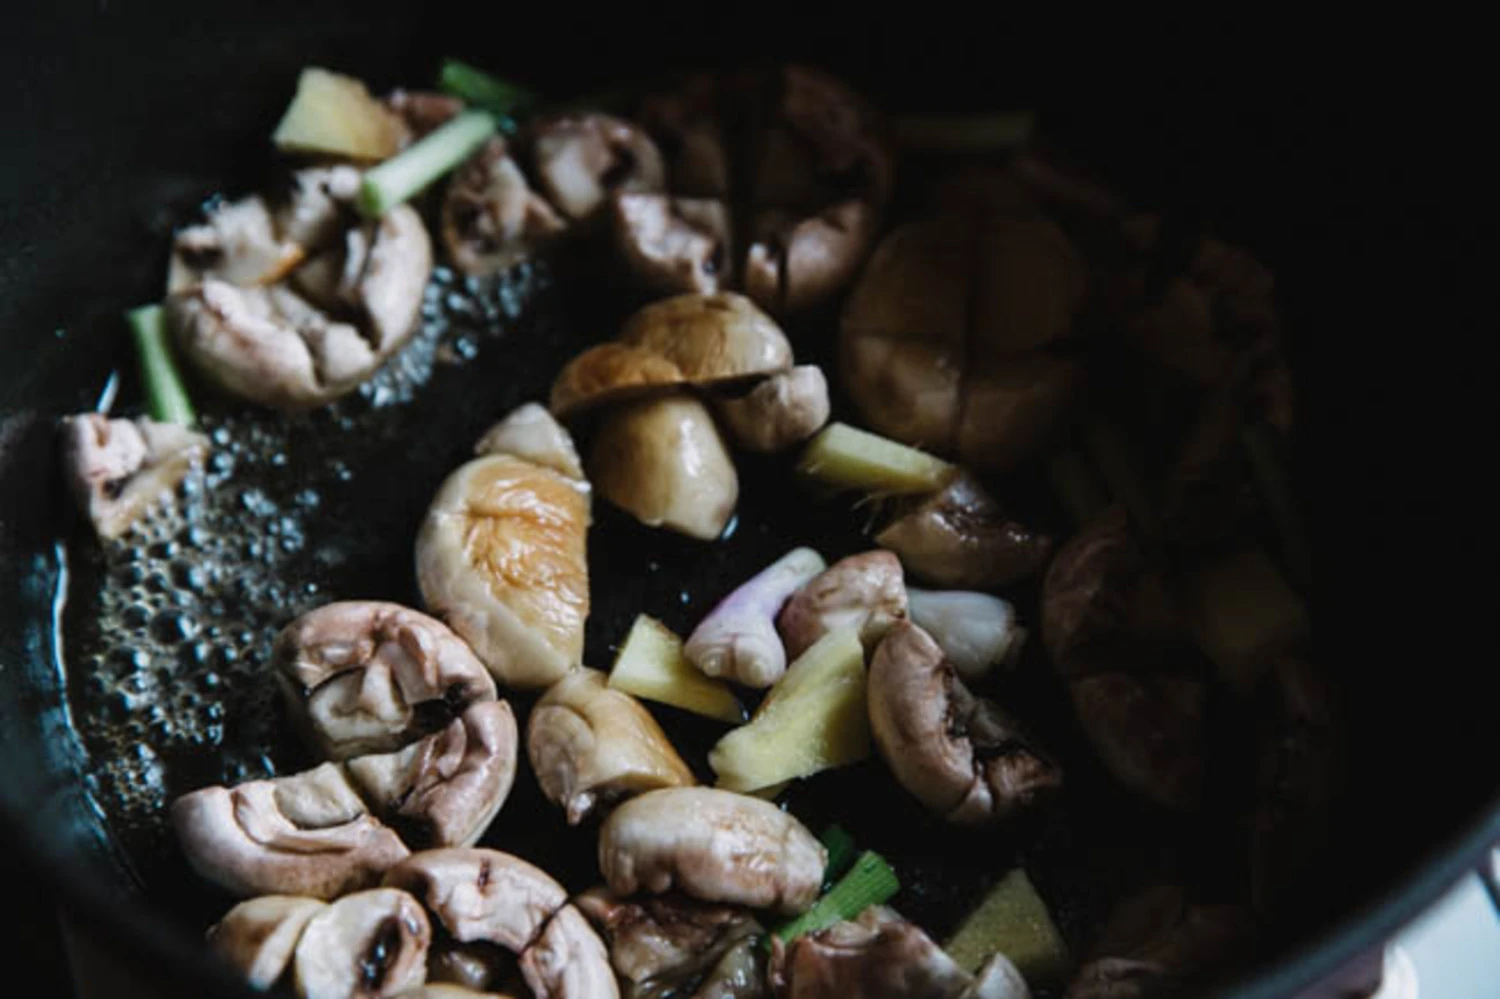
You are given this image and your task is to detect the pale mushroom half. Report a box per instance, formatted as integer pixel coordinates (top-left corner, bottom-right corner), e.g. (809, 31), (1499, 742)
(60, 414), (209, 540)
(292, 888), (432, 999)
(209, 896), (328, 990)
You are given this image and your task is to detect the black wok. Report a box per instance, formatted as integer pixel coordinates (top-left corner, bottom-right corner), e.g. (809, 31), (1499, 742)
(2, 6), (1494, 997)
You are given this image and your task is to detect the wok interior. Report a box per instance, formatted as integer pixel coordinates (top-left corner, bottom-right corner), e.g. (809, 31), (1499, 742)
(0, 6), (1493, 997)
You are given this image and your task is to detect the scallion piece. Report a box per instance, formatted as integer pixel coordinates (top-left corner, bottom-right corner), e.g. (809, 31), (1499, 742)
(127, 304), (196, 427)
(820, 825), (858, 889)
(775, 850), (899, 942)
(438, 58), (537, 118)
(358, 110), (496, 217)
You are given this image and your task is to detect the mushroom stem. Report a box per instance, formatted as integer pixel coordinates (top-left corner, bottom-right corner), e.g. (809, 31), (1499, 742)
(360, 110), (497, 217)
(127, 304), (196, 427)
(437, 58), (536, 119)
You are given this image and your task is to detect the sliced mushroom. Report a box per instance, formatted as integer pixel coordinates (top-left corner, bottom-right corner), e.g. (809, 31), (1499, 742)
(711, 365), (830, 454)
(868, 622), (1061, 824)
(416, 408), (591, 689)
(875, 472), (1052, 589)
(776, 551), (907, 660)
(576, 887), (765, 999)
(346, 700), (519, 848)
(1041, 509), (1206, 810)
(167, 194), (305, 293)
(743, 199), (876, 316)
(685, 547), (828, 688)
(209, 896), (327, 990)
(530, 114), (666, 222)
(526, 669), (695, 824)
(60, 414), (209, 540)
(587, 394), (738, 541)
(384, 848), (567, 954)
(472, 402), (585, 482)
(598, 787), (825, 914)
(172, 763), (410, 899)
(443, 138), (565, 277)
(611, 193), (731, 296)
(274, 601), (498, 761)
(292, 888), (431, 999)
(518, 905), (621, 999)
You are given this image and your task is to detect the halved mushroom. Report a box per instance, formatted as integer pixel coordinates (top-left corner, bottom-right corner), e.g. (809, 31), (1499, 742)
(526, 669), (696, 824)
(776, 551), (908, 660)
(598, 787), (825, 914)
(549, 344), (689, 419)
(868, 622), (1061, 825)
(346, 700), (519, 848)
(611, 193), (731, 296)
(770, 906), (1030, 999)
(711, 365), (831, 454)
(292, 888), (431, 999)
(60, 414), (208, 540)
(274, 601), (498, 761)
(172, 763), (410, 899)
(518, 905), (621, 999)
(416, 408), (591, 689)
(875, 472), (1052, 589)
(1041, 509), (1207, 810)
(210, 896), (327, 990)
(530, 114), (666, 222)
(472, 402), (587, 482)
(618, 292), (792, 382)
(384, 848), (567, 954)
(743, 199), (876, 316)
(587, 394), (738, 541)
(167, 194), (305, 293)
(443, 138), (565, 277)
(576, 887), (765, 999)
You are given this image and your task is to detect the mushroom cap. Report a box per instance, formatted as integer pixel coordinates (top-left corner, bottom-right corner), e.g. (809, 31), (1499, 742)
(274, 601), (497, 760)
(60, 414), (209, 540)
(172, 763), (410, 900)
(346, 700), (519, 849)
(442, 137), (565, 277)
(549, 344), (688, 419)
(292, 888), (432, 999)
(473, 403), (586, 482)
(776, 551), (908, 660)
(868, 622), (1061, 825)
(384, 848), (568, 954)
(611, 193), (731, 298)
(530, 113), (666, 222)
(209, 895), (327, 989)
(526, 669), (696, 824)
(519, 905), (621, 999)
(875, 472), (1053, 590)
(597, 787), (826, 914)
(711, 365), (831, 455)
(743, 199), (876, 316)
(416, 445), (591, 690)
(618, 293), (792, 384)
(586, 394), (738, 541)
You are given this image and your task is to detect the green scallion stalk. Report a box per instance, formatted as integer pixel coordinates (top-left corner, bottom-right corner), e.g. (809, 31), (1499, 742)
(438, 59), (537, 118)
(820, 825), (858, 889)
(1241, 424), (1311, 589)
(1048, 448), (1109, 526)
(127, 305), (196, 427)
(775, 850), (900, 943)
(358, 110), (496, 217)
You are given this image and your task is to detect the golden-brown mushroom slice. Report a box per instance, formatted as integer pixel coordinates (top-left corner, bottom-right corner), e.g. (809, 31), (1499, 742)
(442, 138), (565, 277)
(210, 896), (327, 990)
(587, 394), (738, 541)
(617, 293), (792, 384)
(417, 407), (590, 690)
(526, 669), (695, 824)
(549, 344), (687, 419)
(292, 888), (431, 999)
(60, 414), (209, 541)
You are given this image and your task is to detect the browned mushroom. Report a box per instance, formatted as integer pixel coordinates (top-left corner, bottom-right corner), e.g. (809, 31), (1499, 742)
(530, 114), (665, 222)
(637, 74), (731, 198)
(346, 700), (519, 848)
(875, 472), (1052, 589)
(442, 138), (565, 277)
(526, 669), (695, 824)
(868, 622), (1060, 825)
(60, 414), (209, 540)
(209, 896), (327, 990)
(292, 888), (432, 999)
(610, 193), (731, 296)
(274, 601), (497, 761)
(710, 365), (831, 454)
(172, 763), (410, 899)
(777, 551), (908, 660)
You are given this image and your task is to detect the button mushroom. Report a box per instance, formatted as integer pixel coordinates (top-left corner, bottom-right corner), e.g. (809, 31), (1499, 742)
(1040, 509), (1207, 810)
(598, 787), (825, 914)
(685, 547), (828, 688)
(442, 138), (565, 277)
(710, 365), (831, 455)
(840, 218), (1085, 471)
(610, 193), (731, 296)
(518, 905), (621, 999)
(905, 589), (1024, 683)
(383, 848), (567, 954)
(60, 413), (208, 540)
(346, 700), (519, 848)
(416, 407), (591, 690)
(167, 194), (305, 293)
(209, 895), (328, 990)
(526, 669), (695, 824)
(530, 114), (666, 222)
(274, 601), (498, 761)
(292, 888), (432, 999)
(776, 551), (908, 661)
(868, 622), (1061, 825)
(875, 472), (1053, 590)
(587, 394), (739, 541)
(770, 906), (1030, 999)
(172, 763), (410, 899)
(575, 887), (765, 999)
